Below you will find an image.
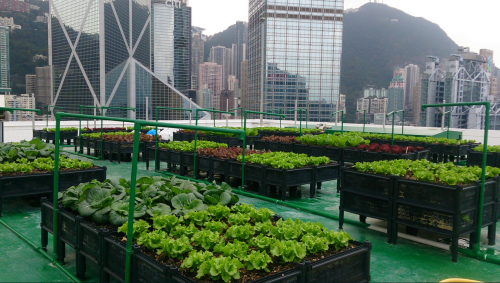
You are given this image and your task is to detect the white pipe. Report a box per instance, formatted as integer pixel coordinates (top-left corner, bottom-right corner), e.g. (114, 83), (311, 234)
(189, 98), (192, 125)
(294, 100), (298, 124)
(368, 225), (450, 251)
(145, 96), (149, 121)
(441, 100), (446, 130)
(31, 94), (35, 131)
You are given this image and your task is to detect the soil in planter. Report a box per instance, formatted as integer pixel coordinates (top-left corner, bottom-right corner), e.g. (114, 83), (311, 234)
(114, 215), (357, 283)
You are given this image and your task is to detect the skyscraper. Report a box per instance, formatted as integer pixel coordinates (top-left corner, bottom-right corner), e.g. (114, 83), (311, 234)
(35, 66), (51, 111)
(248, 0), (344, 122)
(49, 0), (205, 120)
(404, 64), (420, 112)
(26, 74), (36, 94)
(387, 76), (405, 120)
(191, 32), (205, 90)
(209, 46), (232, 90)
(232, 21), (248, 82)
(198, 62), (222, 109)
(0, 26), (10, 93)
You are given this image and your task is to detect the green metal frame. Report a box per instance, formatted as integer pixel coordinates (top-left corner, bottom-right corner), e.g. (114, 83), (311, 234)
(244, 111), (285, 133)
(52, 113), (246, 282)
(443, 111), (451, 139)
(0, 107), (40, 115)
(229, 107), (243, 128)
(386, 110), (405, 145)
(357, 109), (367, 133)
(422, 102), (500, 264)
(288, 109), (305, 136)
(77, 106), (102, 159)
(46, 105), (63, 129)
(195, 108), (234, 127)
(101, 106), (136, 128)
(332, 110), (344, 134)
(154, 107), (193, 172)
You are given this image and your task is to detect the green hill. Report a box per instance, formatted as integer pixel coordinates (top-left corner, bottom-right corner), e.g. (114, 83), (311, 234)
(3, 0), (49, 94)
(204, 24), (237, 61)
(341, 3), (458, 121)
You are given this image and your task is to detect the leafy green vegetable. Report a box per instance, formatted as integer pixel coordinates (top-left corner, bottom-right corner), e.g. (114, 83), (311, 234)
(228, 213), (250, 225)
(152, 214), (180, 232)
(213, 240), (249, 260)
(196, 256), (244, 283)
(238, 152), (330, 169)
(170, 224), (199, 238)
(250, 208), (275, 222)
(244, 250), (272, 272)
(270, 240), (307, 263)
(117, 220), (150, 239)
(157, 235), (193, 258)
(180, 250), (213, 272)
(192, 230), (222, 250)
(225, 224), (254, 241)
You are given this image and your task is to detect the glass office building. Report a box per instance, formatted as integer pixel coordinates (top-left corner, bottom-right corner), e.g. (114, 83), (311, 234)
(248, 0), (344, 122)
(49, 0), (205, 120)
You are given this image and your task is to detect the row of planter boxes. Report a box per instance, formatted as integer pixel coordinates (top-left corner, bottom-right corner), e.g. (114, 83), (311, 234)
(467, 149), (500, 168)
(257, 130), (323, 137)
(339, 167), (500, 262)
(40, 199), (372, 283)
(254, 140), (431, 164)
(369, 138), (476, 163)
(145, 147), (340, 200)
(0, 166), (107, 216)
(172, 132), (260, 147)
(33, 129), (77, 145)
(74, 137), (168, 163)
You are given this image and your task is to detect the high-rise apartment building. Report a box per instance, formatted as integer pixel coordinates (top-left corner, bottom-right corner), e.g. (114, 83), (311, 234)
(198, 62), (222, 109)
(35, 66), (51, 111)
(209, 46), (232, 90)
(49, 0), (205, 120)
(404, 64), (420, 111)
(220, 90), (235, 114)
(0, 0), (30, 13)
(420, 48), (491, 129)
(26, 74), (35, 94)
(248, 0), (344, 122)
(228, 75), (237, 91)
(191, 31), (205, 90)
(0, 26), (10, 93)
(152, 0), (192, 97)
(387, 76), (405, 120)
(232, 21), (248, 82)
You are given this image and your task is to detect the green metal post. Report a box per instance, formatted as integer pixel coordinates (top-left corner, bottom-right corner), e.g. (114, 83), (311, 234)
(195, 107), (215, 125)
(155, 107), (193, 170)
(357, 109), (366, 133)
(52, 114), (62, 262)
(386, 110), (404, 145)
(229, 107), (243, 128)
(422, 102), (490, 254)
(46, 105), (62, 129)
(443, 111), (452, 139)
(195, 109), (234, 126)
(288, 109), (303, 136)
(332, 110), (344, 134)
(124, 122), (141, 282)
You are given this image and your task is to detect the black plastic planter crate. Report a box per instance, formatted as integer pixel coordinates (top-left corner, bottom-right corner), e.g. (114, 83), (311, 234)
(33, 129), (42, 138)
(467, 150), (497, 167)
(173, 132), (183, 141)
(168, 265), (304, 283)
(394, 179), (479, 211)
(212, 158), (228, 175)
(314, 163), (340, 182)
(482, 202), (497, 226)
(427, 143), (442, 155)
(294, 143), (310, 155)
(266, 167), (314, 186)
(304, 241), (372, 283)
(379, 152), (416, 161)
(309, 145), (326, 157)
(416, 149), (431, 160)
(196, 156), (212, 172)
(40, 198), (54, 250)
(254, 140), (267, 150)
(325, 147), (343, 161)
(443, 144), (470, 157)
(245, 164), (266, 182)
(182, 153), (195, 167)
(59, 209), (81, 249)
(342, 149), (362, 163)
(132, 249), (170, 282)
(359, 151), (379, 162)
(227, 160), (243, 178)
(79, 221), (104, 264)
(341, 168), (393, 197)
(169, 150), (182, 165)
(342, 191), (391, 220)
(394, 202), (476, 235)
(102, 234), (140, 282)
(281, 142), (294, 152)
(268, 141), (282, 152)
(59, 167), (108, 192)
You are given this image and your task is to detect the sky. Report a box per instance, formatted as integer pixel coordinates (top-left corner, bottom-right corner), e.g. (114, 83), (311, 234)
(190, 0), (500, 60)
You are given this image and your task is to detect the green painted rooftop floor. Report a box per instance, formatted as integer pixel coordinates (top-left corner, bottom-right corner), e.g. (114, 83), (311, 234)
(1, 154), (500, 282)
